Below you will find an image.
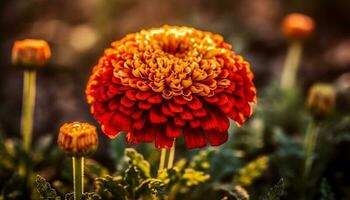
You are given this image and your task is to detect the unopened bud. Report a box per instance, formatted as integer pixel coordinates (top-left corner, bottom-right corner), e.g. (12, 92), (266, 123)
(12, 39), (51, 69)
(57, 122), (98, 157)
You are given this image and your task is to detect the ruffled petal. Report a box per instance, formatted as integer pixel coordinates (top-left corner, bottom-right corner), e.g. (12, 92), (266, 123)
(183, 128), (207, 149)
(207, 130), (228, 146)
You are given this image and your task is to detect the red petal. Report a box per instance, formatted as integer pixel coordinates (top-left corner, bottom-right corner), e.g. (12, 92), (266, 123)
(217, 94), (228, 106)
(119, 105), (134, 116)
(179, 108), (193, 120)
(150, 107), (168, 123)
(173, 96), (188, 105)
(189, 120), (201, 128)
(120, 96), (135, 108)
(220, 97), (234, 114)
(192, 108), (207, 117)
(147, 94), (162, 104)
(161, 103), (175, 116)
(138, 101), (152, 110)
(168, 101), (183, 113)
(131, 109), (143, 120)
(133, 116), (146, 130)
(136, 91), (153, 101)
(203, 96), (219, 103)
(174, 117), (186, 126)
(155, 126), (174, 148)
(112, 112), (131, 131)
(107, 100), (120, 111)
(187, 97), (202, 110)
(183, 128), (207, 149)
(166, 122), (181, 138)
(207, 130), (228, 146)
(141, 127), (156, 142)
(125, 90), (137, 101)
(102, 123), (119, 139)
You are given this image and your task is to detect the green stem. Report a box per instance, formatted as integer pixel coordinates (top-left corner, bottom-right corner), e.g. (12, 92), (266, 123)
(73, 157), (84, 200)
(280, 41), (303, 89)
(158, 140), (176, 174)
(303, 121), (319, 179)
(158, 149), (167, 173)
(167, 140), (176, 169)
(21, 70), (36, 153)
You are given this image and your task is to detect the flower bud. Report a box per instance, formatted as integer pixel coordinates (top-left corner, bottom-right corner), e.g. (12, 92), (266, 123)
(282, 13), (315, 41)
(12, 39), (51, 69)
(306, 83), (336, 119)
(57, 122), (98, 157)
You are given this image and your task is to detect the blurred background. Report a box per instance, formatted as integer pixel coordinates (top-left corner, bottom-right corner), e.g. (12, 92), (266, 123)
(0, 0), (350, 199)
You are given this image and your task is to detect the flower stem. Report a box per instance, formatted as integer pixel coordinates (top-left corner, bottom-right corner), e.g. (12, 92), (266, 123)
(73, 156), (84, 200)
(21, 70), (36, 153)
(158, 140), (176, 174)
(280, 41), (303, 89)
(167, 140), (176, 168)
(303, 121), (319, 179)
(158, 149), (167, 173)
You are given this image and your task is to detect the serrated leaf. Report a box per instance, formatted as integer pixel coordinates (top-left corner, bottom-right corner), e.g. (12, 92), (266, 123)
(135, 178), (165, 198)
(125, 148), (151, 177)
(64, 193), (73, 200)
(35, 175), (60, 200)
(81, 192), (102, 200)
(94, 175), (127, 200)
(261, 178), (285, 200)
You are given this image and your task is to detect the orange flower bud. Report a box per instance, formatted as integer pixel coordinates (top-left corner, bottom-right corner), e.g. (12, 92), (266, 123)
(306, 83), (336, 119)
(282, 13), (315, 41)
(57, 122), (98, 157)
(12, 39), (51, 69)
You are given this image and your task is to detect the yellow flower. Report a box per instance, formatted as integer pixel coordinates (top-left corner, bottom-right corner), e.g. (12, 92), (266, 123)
(57, 122), (98, 157)
(12, 39), (51, 69)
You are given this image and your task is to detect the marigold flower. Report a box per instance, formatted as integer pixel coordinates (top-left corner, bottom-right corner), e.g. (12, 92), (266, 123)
(57, 122), (98, 157)
(86, 26), (256, 149)
(12, 39), (51, 69)
(306, 83), (336, 119)
(282, 13), (315, 40)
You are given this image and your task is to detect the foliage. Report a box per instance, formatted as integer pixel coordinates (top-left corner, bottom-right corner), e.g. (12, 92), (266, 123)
(261, 178), (285, 200)
(320, 179), (335, 200)
(234, 156), (269, 186)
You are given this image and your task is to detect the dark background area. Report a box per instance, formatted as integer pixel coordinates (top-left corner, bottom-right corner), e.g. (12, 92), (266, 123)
(0, 0), (349, 198)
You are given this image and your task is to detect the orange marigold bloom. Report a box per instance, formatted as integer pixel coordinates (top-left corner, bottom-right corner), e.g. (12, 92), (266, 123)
(86, 26), (256, 149)
(12, 39), (51, 69)
(282, 13), (315, 40)
(57, 122), (98, 157)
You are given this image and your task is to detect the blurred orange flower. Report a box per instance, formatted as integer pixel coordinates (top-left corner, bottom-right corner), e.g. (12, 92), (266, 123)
(282, 13), (315, 40)
(12, 39), (51, 68)
(86, 26), (256, 149)
(57, 122), (98, 157)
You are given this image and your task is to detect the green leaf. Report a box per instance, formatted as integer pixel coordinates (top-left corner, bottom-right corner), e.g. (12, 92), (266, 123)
(125, 148), (151, 177)
(64, 193), (73, 200)
(261, 178), (285, 200)
(81, 192), (102, 200)
(135, 178), (165, 198)
(35, 175), (60, 200)
(320, 178), (335, 200)
(94, 175), (127, 200)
